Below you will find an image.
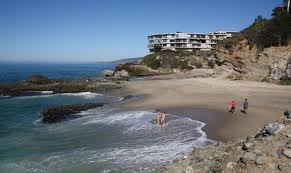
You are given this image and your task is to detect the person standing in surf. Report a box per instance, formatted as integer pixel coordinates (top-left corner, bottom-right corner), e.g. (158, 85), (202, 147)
(156, 109), (162, 125)
(160, 112), (166, 125)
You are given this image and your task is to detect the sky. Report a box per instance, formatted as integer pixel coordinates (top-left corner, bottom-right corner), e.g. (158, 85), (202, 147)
(0, 0), (282, 63)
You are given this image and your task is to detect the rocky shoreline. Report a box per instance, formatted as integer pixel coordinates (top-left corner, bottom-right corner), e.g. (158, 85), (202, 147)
(155, 111), (291, 173)
(0, 75), (123, 97)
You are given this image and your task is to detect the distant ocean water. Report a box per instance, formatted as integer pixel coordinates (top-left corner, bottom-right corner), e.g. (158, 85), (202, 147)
(0, 63), (115, 83)
(0, 63), (215, 173)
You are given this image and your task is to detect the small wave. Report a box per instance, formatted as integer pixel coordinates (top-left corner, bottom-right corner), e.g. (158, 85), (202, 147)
(13, 91), (104, 99)
(40, 91), (54, 94)
(0, 95), (11, 97)
(60, 92), (103, 98)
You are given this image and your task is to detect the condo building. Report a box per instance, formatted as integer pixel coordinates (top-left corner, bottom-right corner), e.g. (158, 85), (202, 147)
(148, 31), (236, 53)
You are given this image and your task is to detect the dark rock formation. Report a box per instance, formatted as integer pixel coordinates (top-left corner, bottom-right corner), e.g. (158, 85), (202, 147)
(0, 75), (122, 96)
(42, 103), (104, 123)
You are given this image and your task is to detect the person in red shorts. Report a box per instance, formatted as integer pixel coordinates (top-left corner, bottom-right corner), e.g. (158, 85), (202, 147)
(229, 100), (236, 113)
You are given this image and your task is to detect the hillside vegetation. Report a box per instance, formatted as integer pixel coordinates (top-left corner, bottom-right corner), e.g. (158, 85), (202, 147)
(221, 7), (291, 51)
(141, 50), (216, 72)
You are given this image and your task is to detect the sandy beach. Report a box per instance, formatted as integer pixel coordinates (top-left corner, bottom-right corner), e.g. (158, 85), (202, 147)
(116, 77), (291, 142)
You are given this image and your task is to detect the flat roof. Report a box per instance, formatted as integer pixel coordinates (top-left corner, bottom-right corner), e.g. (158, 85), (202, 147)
(148, 31), (237, 37)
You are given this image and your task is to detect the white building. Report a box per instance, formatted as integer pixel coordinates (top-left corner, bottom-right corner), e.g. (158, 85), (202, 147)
(148, 31), (236, 53)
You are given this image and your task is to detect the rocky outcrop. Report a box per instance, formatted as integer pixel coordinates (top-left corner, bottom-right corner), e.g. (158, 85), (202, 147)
(0, 75), (122, 96)
(156, 113), (291, 173)
(215, 40), (291, 81)
(114, 63), (160, 77)
(42, 103), (104, 123)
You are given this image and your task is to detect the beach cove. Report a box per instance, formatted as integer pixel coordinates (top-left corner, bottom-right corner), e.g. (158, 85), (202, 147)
(118, 77), (291, 142)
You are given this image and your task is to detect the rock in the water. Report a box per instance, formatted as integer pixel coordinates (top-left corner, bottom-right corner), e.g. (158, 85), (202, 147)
(240, 152), (256, 163)
(42, 103), (104, 123)
(265, 122), (284, 135)
(102, 70), (114, 77)
(255, 156), (265, 165)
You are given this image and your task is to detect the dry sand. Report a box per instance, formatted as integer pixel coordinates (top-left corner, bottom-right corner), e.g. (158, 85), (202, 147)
(115, 77), (291, 142)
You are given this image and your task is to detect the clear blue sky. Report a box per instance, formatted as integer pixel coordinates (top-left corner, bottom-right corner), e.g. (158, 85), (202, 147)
(0, 0), (282, 63)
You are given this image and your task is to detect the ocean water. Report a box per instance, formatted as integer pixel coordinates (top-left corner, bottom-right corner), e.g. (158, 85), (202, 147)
(0, 64), (214, 173)
(0, 63), (115, 83)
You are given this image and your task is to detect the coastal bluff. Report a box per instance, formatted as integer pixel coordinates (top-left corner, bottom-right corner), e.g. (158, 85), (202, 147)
(113, 44), (291, 82)
(155, 112), (291, 173)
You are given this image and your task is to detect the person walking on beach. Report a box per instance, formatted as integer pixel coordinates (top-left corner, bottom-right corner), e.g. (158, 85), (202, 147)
(242, 98), (249, 114)
(229, 100), (236, 113)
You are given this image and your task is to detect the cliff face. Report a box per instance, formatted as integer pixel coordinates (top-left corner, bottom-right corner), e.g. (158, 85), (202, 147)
(215, 39), (291, 81)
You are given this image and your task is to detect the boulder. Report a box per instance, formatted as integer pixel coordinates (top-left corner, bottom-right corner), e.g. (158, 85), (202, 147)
(265, 122), (284, 135)
(240, 152), (256, 163)
(102, 70), (114, 77)
(284, 111), (291, 119)
(242, 142), (253, 151)
(255, 156), (265, 165)
(286, 140), (291, 149)
(283, 148), (291, 158)
(42, 103), (104, 123)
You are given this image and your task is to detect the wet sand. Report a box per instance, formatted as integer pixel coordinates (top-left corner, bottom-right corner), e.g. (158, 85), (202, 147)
(114, 77), (291, 142)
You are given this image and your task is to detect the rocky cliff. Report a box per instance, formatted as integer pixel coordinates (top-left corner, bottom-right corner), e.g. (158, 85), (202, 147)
(214, 40), (291, 82)
(122, 44), (291, 82)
